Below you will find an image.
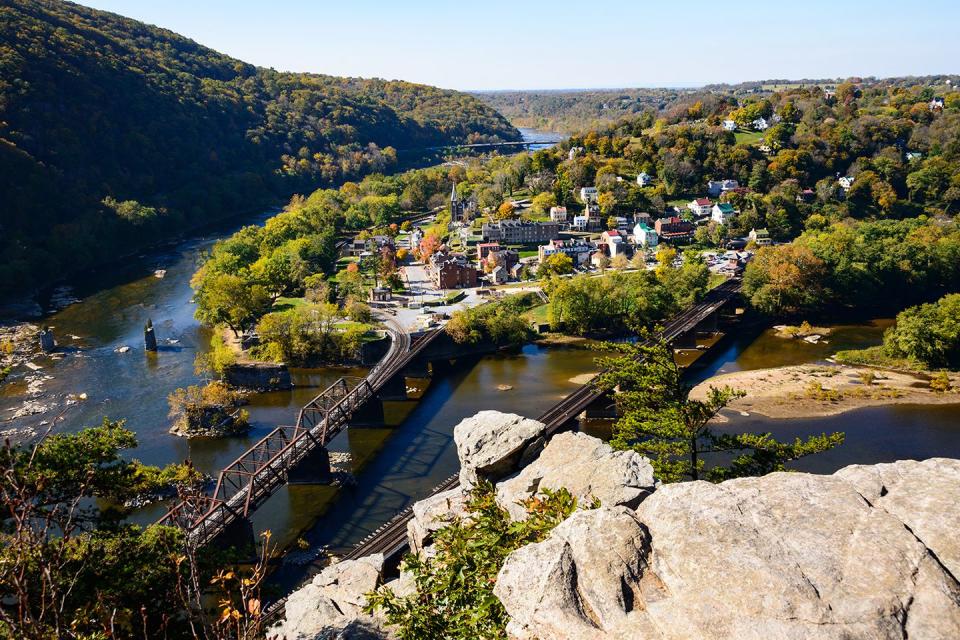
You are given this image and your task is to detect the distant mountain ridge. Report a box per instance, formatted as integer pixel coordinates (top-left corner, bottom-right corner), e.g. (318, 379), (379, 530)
(0, 0), (519, 297)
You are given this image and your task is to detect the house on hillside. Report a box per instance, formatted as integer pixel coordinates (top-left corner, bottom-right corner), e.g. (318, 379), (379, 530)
(579, 186), (598, 203)
(752, 117), (769, 131)
(572, 215), (589, 231)
(711, 202), (738, 225)
(549, 206), (568, 223)
(722, 119), (737, 131)
(636, 172), (653, 187)
(633, 222), (659, 249)
(688, 198), (713, 218)
(838, 176), (855, 191)
(930, 97), (945, 112)
(749, 228), (772, 246)
(707, 179), (739, 197)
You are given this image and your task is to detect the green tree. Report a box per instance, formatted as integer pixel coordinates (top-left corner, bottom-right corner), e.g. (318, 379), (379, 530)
(742, 244), (826, 316)
(596, 332), (843, 482)
(192, 271), (273, 336)
(365, 483), (582, 640)
(538, 252), (574, 278)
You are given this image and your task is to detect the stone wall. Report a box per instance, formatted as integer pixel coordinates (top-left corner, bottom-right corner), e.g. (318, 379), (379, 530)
(223, 362), (292, 391)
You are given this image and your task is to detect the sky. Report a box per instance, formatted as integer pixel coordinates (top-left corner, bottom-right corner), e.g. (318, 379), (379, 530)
(77, 0), (960, 91)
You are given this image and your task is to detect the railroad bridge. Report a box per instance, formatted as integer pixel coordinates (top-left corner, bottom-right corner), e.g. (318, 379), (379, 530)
(159, 320), (449, 549)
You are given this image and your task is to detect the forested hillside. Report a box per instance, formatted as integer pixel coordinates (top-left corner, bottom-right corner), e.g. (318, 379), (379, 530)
(0, 0), (518, 297)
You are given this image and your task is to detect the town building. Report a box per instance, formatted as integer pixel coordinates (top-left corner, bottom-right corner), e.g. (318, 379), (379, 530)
(450, 182), (466, 222)
(571, 215), (589, 231)
(579, 186), (598, 203)
(549, 206), (568, 223)
(600, 229), (627, 257)
(749, 228), (772, 246)
(350, 233), (395, 257)
(688, 198), (713, 218)
(481, 220), (560, 244)
(707, 179), (740, 198)
(538, 238), (595, 266)
(636, 172), (653, 187)
(490, 265), (508, 285)
(430, 249), (478, 289)
(476, 242), (502, 264)
(711, 202), (738, 225)
(655, 216), (695, 242)
(484, 248), (519, 272)
(722, 119), (737, 131)
(633, 212), (653, 227)
(632, 222), (659, 249)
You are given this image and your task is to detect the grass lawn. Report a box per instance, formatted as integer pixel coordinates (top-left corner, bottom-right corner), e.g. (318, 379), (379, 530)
(272, 296), (307, 312)
(518, 249), (539, 259)
(524, 302), (552, 325)
(734, 130), (764, 146)
(707, 273), (729, 290)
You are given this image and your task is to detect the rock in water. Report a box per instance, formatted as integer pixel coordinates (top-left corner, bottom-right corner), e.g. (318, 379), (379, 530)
(453, 410), (546, 489)
(496, 432), (656, 521)
(495, 459), (960, 639)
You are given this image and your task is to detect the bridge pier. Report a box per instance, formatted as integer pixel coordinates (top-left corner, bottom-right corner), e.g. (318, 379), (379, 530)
(211, 516), (257, 559)
(378, 373), (409, 401)
(672, 329), (698, 350)
(287, 446), (332, 485)
(699, 310), (719, 334)
(430, 359), (455, 376)
(350, 396), (385, 427)
(401, 359), (431, 380)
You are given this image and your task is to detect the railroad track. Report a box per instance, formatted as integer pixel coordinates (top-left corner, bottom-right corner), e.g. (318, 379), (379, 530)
(262, 280), (742, 625)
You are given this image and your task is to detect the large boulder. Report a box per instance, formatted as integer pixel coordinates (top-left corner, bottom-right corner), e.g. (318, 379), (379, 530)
(494, 460), (960, 640)
(453, 411), (546, 489)
(406, 487), (469, 554)
(495, 432), (656, 521)
(270, 554), (392, 640)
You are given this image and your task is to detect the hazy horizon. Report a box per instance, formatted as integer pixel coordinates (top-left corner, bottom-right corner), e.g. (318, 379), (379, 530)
(76, 0), (960, 91)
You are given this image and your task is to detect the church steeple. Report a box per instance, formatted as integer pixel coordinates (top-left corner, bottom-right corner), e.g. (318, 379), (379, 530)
(450, 181), (459, 204)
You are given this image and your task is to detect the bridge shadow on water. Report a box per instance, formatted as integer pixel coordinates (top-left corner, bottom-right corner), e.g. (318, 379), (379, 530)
(261, 357), (482, 592)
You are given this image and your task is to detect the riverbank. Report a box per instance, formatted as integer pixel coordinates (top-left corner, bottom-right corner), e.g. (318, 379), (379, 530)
(691, 363), (960, 419)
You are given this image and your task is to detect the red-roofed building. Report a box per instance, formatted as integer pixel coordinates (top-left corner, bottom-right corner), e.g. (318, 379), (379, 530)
(687, 198), (713, 217)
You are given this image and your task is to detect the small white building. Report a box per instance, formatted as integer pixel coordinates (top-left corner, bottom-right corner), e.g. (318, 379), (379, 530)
(636, 172), (653, 187)
(752, 117), (769, 131)
(722, 119), (737, 131)
(601, 230), (627, 257)
(549, 206), (568, 223)
(579, 186), (598, 203)
(568, 146), (584, 160)
(688, 198), (713, 217)
(572, 215), (589, 231)
(707, 179), (739, 198)
(633, 222), (658, 249)
(838, 176), (855, 191)
(749, 228), (772, 247)
(711, 203), (738, 225)
(930, 97), (945, 112)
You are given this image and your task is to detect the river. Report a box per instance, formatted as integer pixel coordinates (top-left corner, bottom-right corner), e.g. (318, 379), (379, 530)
(2, 128), (959, 588)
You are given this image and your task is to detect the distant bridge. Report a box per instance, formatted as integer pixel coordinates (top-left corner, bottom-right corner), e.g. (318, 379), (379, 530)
(404, 139), (564, 153)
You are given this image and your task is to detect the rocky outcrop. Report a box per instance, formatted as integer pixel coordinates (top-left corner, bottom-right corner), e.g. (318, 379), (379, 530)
(495, 432), (656, 521)
(270, 554), (392, 640)
(406, 487), (469, 554)
(494, 458), (960, 640)
(453, 411), (546, 489)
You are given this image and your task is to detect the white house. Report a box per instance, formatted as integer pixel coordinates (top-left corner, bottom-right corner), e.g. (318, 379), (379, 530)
(579, 186), (598, 203)
(930, 98), (945, 112)
(838, 176), (855, 191)
(572, 215), (590, 231)
(688, 198), (713, 217)
(707, 179), (739, 197)
(613, 216), (631, 231)
(600, 230), (626, 257)
(549, 206), (568, 223)
(748, 228), (772, 247)
(568, 146), (584, 160)
(636, 172), (653, 187)
(752, 117), (769, 131)
(711, 203), (738, 225)
(633, 222), (658, 249)
(722, 119), (737, 131)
